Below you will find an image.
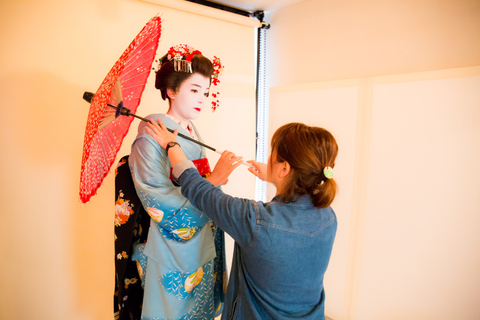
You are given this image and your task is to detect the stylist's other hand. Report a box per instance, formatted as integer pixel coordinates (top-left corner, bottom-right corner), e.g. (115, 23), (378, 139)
(247, 160), (267, 181)
(145, 119), (178, 149)
(207, 151), (243, 187)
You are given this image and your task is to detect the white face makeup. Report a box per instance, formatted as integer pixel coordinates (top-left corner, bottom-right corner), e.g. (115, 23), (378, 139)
(167, 73), (211, 126)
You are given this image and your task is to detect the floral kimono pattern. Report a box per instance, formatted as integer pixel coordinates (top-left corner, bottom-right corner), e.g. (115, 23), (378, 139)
(128, 114), (226, 320)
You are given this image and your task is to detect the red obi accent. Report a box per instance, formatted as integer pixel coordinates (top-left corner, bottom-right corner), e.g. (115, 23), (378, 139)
(170, 158), (211, 181)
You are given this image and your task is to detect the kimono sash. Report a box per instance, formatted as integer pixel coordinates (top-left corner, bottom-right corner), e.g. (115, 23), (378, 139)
(169, 158), (211, 184)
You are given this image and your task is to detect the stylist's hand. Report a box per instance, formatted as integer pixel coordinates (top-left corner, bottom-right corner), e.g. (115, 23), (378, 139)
(207, 151), (243, 187)
(247, 160), (267, 181)
(145, 119), (178, 149)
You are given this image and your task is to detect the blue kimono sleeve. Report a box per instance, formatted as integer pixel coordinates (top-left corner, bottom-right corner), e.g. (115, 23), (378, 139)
(129, 134), (211, 241)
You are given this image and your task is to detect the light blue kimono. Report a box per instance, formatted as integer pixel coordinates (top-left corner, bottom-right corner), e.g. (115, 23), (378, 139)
(129, 114), (226, 320)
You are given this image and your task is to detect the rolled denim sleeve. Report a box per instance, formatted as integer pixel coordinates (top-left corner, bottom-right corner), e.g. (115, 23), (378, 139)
(177, 167), (257, 249)
(172, 159), (196, 181)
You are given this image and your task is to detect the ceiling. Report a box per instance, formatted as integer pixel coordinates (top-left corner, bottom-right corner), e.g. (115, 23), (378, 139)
(205, 0), (304, 12)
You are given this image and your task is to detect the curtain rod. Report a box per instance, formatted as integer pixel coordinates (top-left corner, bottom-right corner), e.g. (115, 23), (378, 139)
(185, 0), (253, 17)
(141, 0), (261, 27)
(185, 0), (270, 27)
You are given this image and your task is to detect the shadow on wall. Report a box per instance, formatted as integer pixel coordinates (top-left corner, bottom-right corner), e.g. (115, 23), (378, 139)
(0, 70), (114, 319)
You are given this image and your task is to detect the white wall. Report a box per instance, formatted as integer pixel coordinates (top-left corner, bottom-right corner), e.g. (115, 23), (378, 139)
(357, 69), (480, 320)
(265, 0), (480, 319)
(266, 0), (480, 87)
(0, 0), (257, 319)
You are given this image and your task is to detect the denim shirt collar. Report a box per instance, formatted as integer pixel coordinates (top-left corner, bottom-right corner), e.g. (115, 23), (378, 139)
(271, 194), (313, 206)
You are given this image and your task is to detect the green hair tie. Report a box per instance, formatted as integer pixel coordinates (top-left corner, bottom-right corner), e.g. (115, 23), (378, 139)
(323, 166), (334, 179)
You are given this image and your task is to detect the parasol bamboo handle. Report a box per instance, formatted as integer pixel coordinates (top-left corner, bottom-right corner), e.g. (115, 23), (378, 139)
(82, 91), (254, 169)
(82, 91), (217, 152)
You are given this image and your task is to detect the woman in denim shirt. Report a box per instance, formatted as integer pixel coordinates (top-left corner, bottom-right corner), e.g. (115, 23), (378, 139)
(146, 121), (338, 320)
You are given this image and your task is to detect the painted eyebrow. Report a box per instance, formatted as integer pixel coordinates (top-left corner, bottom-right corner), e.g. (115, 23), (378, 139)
(189, 83), (210, 90)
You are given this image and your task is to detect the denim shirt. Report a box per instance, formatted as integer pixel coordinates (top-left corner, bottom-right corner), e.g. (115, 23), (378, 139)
(175, 163), (337, 320)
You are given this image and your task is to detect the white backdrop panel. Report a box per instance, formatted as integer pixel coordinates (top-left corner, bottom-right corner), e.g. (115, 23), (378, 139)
(358, 75), (480, 320)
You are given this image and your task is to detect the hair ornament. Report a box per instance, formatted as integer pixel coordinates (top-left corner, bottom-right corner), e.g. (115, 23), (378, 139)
(211, 56), (223, 111)
(171, 44), (199, 73)
(323, 166), (334, 180)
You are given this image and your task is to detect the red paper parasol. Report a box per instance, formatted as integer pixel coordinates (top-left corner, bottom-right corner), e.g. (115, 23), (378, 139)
(80, 16), (162, 203)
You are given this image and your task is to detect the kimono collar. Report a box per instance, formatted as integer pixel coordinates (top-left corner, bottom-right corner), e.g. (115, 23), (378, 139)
(164, 114), (198, 141)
